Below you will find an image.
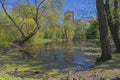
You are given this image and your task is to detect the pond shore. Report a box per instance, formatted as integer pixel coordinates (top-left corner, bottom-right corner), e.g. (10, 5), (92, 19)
(0, 41), (120, 80)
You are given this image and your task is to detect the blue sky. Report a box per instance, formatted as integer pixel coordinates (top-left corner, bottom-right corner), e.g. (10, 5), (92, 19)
(63, 0), (97, 19)
(0, 0), (97, 19)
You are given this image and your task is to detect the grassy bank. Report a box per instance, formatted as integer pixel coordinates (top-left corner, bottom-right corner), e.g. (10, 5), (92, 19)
(0, 39), (120, 80)
(74, 39), (119, 80)
(88, 39), (101, 47)
(88, 39), (115, 47)
(30, 38), (52, 44)
(0, 74), (34, 80)
(29, 38), (66, 45)
(0, 42), (13, 47)
(0, 38), (64, 47)
(71, 53), (120, 80)
(0, 38), (66, 80)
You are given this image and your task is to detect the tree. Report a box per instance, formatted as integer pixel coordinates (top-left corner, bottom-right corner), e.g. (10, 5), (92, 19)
(105, 0), (120, 53)
(0, 0), (46, 45)
(73, 20), (89, 39)
(0, 0), (64, 45)
(34, 0), (64, 40)
(63, 21), (76, 41)
(85, 19), (99, 39)
(96, 0), (112, 62)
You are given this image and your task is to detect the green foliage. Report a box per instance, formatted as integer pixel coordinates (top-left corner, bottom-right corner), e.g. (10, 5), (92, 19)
(88, 39), (101, 47)
(0, 29), (18, 42)
(63, 21), (76, 40)
(0, 12), (10, 23)
(14, 4), (36, 18)
(0, 0), (65, 44)
(30, 38), (51, 44)
(73, 20), (89, 39)
(85, 20), (99, 39)
(22, 18), (36, 36)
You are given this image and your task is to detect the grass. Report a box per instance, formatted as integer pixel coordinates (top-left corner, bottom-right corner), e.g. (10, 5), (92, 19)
(70, 53), (120, 80)
(88, 39), (101, 47)
(0, 38), (65, 46)
(0, 71), (34, 80)
(0, 76), (34, 80)
(88, 39), (115, 47)
(0, 42), (13, 47)
(73, 39), (120, 80)
(94, 54), (120, 79)
(0, 50), (70, 79)
(31, 38), (52, 44)
(0, 39), (120, 80)
(29, 38), (65, 44)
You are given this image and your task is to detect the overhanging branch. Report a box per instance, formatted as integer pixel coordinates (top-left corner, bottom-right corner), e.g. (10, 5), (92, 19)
(0, 0), (25, 38)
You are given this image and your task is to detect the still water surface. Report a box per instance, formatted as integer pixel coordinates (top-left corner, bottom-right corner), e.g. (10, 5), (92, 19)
(24, 41), (96, 73)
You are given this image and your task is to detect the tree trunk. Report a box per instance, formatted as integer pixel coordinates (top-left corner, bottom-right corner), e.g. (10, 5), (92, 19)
(105, 0), (120, 53)
(96, 0), (112, 62)
(0, 1), (25, 39)
(13, 26), (40, 45)
(64, 28), (68, 41)
(0, 0), (46, 46)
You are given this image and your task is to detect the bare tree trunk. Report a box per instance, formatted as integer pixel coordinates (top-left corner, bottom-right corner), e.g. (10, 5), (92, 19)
(96, 0), (112, 62)
(105, 0), (120, 53)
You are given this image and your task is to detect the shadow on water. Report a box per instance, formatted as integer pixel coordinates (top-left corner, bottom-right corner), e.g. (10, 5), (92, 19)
(23, 41), (96, 72)
(2, 40), (99, 78)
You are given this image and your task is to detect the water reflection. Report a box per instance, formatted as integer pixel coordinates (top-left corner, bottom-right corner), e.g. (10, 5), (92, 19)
(24, 41), (96, 72)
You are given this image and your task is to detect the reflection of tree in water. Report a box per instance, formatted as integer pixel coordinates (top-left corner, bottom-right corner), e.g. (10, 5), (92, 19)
(5, 41), (97, 78)
(19, 49), (33, 58)
(50, 49), (64, 62)
(22, 41), (95, 68)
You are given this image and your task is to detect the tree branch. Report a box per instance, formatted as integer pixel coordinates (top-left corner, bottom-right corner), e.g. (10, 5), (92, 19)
(0, 0), (25, 38)
(34, 0), (46, 26)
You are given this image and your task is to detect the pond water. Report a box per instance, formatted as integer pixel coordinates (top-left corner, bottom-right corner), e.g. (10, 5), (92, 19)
(22, 40), (96, 75)
(0, 40), (101, 78)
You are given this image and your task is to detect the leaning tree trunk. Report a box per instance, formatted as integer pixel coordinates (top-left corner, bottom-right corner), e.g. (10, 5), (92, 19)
(13, 26), (40, 45)
(105, 0), (120, 53)
(0, 0), (46, 46)
(96, 0), (112, 62)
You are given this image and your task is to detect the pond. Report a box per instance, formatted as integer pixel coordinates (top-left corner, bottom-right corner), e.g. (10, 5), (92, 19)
(1, 40), (100, 78)
(22, 41), (98, 75)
